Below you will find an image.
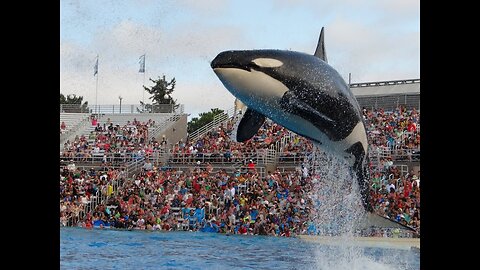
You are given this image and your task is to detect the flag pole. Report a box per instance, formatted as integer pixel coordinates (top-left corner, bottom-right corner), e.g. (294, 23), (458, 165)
(95, 70), (99, 117)
(142, 72), (145, 105)
(95, 55), (99, 117)
(139, 53), (146, 112)
(142, 53), (146, 106)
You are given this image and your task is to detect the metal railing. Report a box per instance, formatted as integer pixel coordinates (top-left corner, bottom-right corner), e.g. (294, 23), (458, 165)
(188, 107), (236, 143)
(60, 151), (147, 166)
(356, 94), (420, 111)
(60, 104), (90, 113)
(276, 166), (301, 173)
(350, 78), (420, 88)
(166, 149), (267, 166)
(124, 157), (146, 177)
(265, 129), (299, 166)
(369, 145), (420, 162)
(159, 162), (267, 181)
(150, 113), (184, 139)
(60, 144), (416, 176)
(60, 103), (184, 114)
(63, 170), (128, 227)
(377, 164), (411, 190)
(265, 148), (277, 165)
(278, 130), (297, 152)
(277, 152), (308, 164)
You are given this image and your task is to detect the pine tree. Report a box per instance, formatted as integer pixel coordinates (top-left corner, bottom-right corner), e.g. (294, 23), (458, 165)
(140, 74), (178, 113)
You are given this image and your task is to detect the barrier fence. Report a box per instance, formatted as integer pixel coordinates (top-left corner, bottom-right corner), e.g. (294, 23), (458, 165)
(60, 103), (184, 114)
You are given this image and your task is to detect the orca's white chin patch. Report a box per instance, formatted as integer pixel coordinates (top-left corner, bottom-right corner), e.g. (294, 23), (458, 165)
(339, 121), (368, 153)
(213, 68), (289, 107)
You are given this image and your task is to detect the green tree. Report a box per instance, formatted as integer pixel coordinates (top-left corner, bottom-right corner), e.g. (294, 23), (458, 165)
(187, 108), (225, 133)
(140, 74), (179, 113)
(60, 93), (89, 113)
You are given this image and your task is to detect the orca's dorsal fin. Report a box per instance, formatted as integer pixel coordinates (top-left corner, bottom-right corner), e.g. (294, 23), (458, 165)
(314, 27), (328, 63)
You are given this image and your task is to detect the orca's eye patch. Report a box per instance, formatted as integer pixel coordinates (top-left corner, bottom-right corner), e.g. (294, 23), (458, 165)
(251, 58), (283, 68)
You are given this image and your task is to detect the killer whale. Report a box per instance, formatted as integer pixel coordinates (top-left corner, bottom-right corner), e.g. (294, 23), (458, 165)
(211, 28), (414, 231)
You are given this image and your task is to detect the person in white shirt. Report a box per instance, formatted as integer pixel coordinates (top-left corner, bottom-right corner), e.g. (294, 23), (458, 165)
(67, 160), (76, 172)
(387, 180), (396, 192)
(143, 160), (153, 171)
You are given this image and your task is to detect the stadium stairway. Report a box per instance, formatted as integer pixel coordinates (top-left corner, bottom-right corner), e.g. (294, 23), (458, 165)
(188, 107), (237, 143)
(60, 113), (91, 145)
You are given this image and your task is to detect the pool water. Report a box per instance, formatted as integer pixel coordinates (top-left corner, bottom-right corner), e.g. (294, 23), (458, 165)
(60, 227), (419, 269)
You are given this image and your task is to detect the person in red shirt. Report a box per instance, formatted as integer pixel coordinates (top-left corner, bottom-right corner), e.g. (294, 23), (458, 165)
(91, 116), (97, 127)
(407, 120), (417, 132)
(193, 179), (201, 194)
(403, 178), (413, 197)
(160, 203), (170, 215)
(247, 160), (256, 171)
(238, 224), (247, 234)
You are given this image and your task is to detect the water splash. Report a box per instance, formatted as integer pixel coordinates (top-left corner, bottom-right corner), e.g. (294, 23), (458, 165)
(305, 146), (415, 270)
(307, 146), (365, 237)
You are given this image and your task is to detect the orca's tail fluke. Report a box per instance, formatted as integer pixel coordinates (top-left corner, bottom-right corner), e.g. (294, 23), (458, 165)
(351, 146), (417, 232)
(357, 212), (417, 232)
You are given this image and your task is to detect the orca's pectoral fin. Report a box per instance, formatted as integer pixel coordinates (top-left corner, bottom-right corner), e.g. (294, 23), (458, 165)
(280, 90), (335, 124)
(230, 108), (266, 142)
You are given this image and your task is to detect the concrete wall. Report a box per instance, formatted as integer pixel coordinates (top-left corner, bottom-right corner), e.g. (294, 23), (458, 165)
(156, 114), (188, 148)
(393, 161), (420, 175)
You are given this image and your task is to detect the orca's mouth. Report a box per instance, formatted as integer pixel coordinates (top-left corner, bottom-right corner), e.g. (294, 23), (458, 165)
(212, 63), (252, 71)
(211, 62), (253, 72)
(211, 51), (257, 72)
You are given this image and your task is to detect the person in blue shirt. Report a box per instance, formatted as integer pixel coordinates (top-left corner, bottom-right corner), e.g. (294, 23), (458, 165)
(307, 222), (317, 235)
(200, 221), (219, 233)
(250, 207), (258, 222)
(194, 206), (205, 227)
(187, 209), (197, 230)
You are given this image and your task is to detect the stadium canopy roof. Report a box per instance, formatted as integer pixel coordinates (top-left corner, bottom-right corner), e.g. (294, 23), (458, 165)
(350, 79), (420, 97)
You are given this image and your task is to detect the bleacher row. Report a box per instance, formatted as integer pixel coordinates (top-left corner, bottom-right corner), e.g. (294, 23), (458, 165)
(60, 113), (90, 134)
(61, 113), (172, 138)
(60, 113), (178, 165)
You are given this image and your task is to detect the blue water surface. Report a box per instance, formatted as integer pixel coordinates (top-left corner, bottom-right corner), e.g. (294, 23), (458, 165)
(60, 227), (419, 270)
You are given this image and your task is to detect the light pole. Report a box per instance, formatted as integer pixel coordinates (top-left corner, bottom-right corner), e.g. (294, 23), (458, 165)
(164, 93), (172, 113)
(119, 96), (123, 114)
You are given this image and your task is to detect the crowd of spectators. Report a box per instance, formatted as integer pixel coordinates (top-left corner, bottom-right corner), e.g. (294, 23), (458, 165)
(60, 106), (420, 237)
(60, 117), (162, 164)
(169, 105), (420, 166)
(69, 165), (313, 236)
(169, 119), (301, 165)
(363, 106), (420, 161)
(60, 161), (127, 227)
(368, 165), (421, 235)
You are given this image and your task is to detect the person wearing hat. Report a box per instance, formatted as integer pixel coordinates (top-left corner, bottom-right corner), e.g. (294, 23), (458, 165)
(412, 174), (420, 187)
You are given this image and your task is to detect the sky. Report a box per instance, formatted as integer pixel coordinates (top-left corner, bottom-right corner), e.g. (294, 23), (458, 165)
(60, 0), (420, 119)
